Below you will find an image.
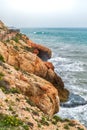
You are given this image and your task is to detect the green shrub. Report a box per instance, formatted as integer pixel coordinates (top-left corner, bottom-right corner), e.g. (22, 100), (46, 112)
(0, 114), (29, 130)
(22, 125), (29, 130)
(6, 39), (10, 42)
(68, 122), (75, 127)
(38, 123), (42, 128)
(12, 37), (19, 43)
(53, 115), (63, 122)
(78, 127), (84, 130)
(52, 115), (63, 125)
(9, 87), (21, 94)
(40, 116), (49, 126)
(0, 54), (5, 62)
(14, 46), (19, 51)
(24, 46), (34, 52)
(0, 114), (23, 126)
(0, 87), (21, 94)
(25, 107), (30, 112)
(0, 72), (4, 80)
(64, 118), (70, 122)
(32, 110), (39, 116)
(26, 98), (35, 106)
(64, 124), (70, 130)
(14, 66), (19, 71)
(16, 33), (22, 39)
(52, 120), (57, 125)
(9, 106), (13, 111)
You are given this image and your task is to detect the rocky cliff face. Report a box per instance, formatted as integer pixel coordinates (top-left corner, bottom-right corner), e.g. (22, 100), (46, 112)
(0, 21), (69, 103)
(0, 20), (69, 114)
(0, 21), (86, 130)
(0, 61), (59, 116)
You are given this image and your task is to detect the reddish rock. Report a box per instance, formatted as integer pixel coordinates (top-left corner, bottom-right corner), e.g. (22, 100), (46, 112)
(33, 48), (39, 55)
(44, 62), (54, 70)
(0, 21), (86, 130)
(0, 21), (69, 103)
(0, 62), (59, 116)
(27, 39), (52, 61)
(0, 41), (69, 102)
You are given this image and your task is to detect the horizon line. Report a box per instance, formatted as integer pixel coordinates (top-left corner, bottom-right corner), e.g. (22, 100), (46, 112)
(19, 26), (87, 29)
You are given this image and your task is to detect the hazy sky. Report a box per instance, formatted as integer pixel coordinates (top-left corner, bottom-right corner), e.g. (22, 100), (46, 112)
(0, 0), (87, 27)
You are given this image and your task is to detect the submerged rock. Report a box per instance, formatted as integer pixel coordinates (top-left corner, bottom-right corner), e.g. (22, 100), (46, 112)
(60, 93), (87, 108)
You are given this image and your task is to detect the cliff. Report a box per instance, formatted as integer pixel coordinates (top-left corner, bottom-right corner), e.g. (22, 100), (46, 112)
(0, 20), (86, 130)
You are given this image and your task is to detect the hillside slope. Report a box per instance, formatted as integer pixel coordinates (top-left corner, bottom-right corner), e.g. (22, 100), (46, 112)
(0, 20), (86, 130)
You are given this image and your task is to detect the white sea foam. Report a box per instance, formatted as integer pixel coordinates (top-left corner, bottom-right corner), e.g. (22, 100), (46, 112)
(60, 62), (84, 72)
(57, 104), (87, 127)
(21, 27), (87, 128)
(50, 56), (84, 72)
(49, 56), (69, 65)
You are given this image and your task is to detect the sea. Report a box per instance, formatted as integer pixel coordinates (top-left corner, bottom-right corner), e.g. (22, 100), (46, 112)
(20, 28), (87, 128)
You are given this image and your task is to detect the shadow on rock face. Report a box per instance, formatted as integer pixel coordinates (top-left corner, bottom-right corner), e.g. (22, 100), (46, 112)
(38, 50), (51, 61)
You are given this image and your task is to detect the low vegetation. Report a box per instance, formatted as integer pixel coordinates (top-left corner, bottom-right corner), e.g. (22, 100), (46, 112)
(0, 54), (5, 62)
(0, 72), (4, 80)
(0, 87), (21, 94)
(24, 46), (34, 52)
(0, 113), (29, 130)
(40, 116), (49, 126)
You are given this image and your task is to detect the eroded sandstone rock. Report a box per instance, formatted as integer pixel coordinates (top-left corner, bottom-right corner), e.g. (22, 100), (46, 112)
(44, 61), (54, 70)
(0, 62), (59, 116)
(0, 41), (69, 101)
(25, 38), (52, 60)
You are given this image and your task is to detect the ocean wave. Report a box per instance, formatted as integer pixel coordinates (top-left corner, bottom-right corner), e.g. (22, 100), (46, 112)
(68, 86), (87, 99)
(60, 62), (84, 72)
(57, 104), (87, 127)
(50, 57), (84, 72)
(49, 57), (69, 66)
(21, 28), (87, 127)
(33, 31), (45, 34)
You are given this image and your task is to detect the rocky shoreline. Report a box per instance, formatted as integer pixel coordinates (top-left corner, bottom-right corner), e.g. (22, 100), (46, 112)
(0, 20), (86, 130)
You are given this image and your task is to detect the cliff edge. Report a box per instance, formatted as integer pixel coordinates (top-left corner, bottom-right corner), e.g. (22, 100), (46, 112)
(0, 21), (86, 130)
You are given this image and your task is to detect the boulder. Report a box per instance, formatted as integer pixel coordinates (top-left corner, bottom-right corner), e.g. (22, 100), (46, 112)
(0, 41), (69, 102)
(0, 62), (59, 116)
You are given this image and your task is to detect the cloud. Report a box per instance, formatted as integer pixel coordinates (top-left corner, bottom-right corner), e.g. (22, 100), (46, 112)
(0, 0), (87, 27)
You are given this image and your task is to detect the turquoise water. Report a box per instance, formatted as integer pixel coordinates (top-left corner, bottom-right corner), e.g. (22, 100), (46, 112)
(21, 28), (87, 127)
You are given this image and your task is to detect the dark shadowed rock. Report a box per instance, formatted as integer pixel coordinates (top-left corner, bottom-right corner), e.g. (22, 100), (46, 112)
(60, 93), (87, 108)
(27, 39), (52, 60)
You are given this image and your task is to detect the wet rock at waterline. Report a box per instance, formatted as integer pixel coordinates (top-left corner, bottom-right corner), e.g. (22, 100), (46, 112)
(60, 93), (87, 108)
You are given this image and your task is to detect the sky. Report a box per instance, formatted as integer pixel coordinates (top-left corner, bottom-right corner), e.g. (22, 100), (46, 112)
(0, 0), (87, 27)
